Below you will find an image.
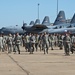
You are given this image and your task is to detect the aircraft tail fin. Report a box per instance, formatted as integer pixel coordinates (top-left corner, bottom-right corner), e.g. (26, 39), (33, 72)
(42, 16), (50, 26)
(34, 19), (40, 25)
(53, 11), (66, 25)
(70, 13), (75, 24)
(29, 21), (34, 25)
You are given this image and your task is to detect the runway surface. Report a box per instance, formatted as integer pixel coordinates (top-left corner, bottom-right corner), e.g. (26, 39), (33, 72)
(0, 46), (75, 75)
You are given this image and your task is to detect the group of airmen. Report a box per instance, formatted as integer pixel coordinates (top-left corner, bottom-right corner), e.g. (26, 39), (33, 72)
(0, 32), (75, 56)
(0, 33), (21, 54)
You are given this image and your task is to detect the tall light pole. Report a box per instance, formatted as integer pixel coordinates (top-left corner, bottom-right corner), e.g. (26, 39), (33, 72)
(38, 3), (40, 19)
(57, 0), (58, 16)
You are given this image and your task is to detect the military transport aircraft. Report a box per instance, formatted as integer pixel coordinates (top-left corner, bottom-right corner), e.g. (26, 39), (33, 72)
(0, 25), (24, 35)
(0, 20), (35, 35)
(42, 13), (75, 34)
(22, 11), (66, 33)
(1, 10), (75, 35)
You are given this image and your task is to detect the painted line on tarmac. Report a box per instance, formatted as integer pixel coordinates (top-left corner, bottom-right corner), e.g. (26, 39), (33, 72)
(5, 52), (31, 75)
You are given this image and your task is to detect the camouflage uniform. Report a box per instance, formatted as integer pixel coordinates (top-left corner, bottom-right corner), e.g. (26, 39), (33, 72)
(7, 34), (12, 53)
(63, 34), (71, 55)
(0, 34), (3, 52)
(25, 34), (30, 52)
(2, 36), (6, 51)
(38, 34), (43, 51)
(29, 34), (35, 54)
(42, 33), (49, 54)
(12, 34), (16, 53)
(71, 35), (75, 43)
(71, 35), (75, 54)
(58, 35), (63, 50)
(14, 33), (21, 54)
(49, 34), (54, 50)
(54, 34), (58, 46)
(35, 34), (39, 51)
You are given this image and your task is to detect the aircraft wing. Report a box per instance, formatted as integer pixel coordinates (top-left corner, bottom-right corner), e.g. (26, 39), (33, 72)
(48, 27), (75, 34)
(31, 24), (48, 30)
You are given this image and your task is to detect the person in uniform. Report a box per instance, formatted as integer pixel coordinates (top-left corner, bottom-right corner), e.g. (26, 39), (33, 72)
(25, 34), (30, 52)
(7, 33), (12, 53)
(42, 32), (49, 54)
(2, 34), (6, 51)
(38, 33), (43, 51)
(48, 34), (54, 50)
(71, 35), (75, 43)
(4, 35), (8, 51)
(14, 33), (21, 54)
(70, 35), (75, 54)
(58, 34), (63, 50)
(0, 34), (3, 52)
(22, 35), (25, 47)
(35, 34), (39, 51)
(29, 34), (36, 54)
(70, 43), (75, 54)
(54, 34), (58, 47)
(63, 33), (71, 56)
(12, 34), (16, 53)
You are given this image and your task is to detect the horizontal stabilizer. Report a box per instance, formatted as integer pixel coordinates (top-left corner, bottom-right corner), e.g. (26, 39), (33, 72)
(42, 16), (50, 26)
(54, 11), (66, 25)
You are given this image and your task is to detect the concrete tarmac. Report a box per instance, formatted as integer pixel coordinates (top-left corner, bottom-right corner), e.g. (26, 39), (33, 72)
(0, 46), (75, 75)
